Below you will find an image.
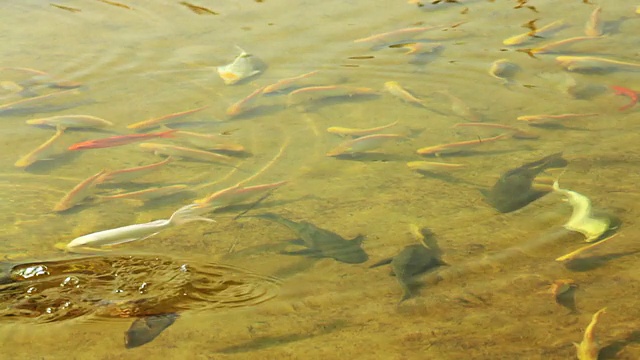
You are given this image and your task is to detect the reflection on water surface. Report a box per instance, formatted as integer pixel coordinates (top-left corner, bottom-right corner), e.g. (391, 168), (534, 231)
(1, 0), (640, 359)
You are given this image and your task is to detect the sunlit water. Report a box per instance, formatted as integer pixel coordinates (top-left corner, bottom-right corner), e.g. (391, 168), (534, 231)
(1, 1), (639, 359)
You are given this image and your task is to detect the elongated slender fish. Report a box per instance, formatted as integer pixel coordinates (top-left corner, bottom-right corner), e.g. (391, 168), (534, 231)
(69, 129), (177, 150)
(127, 105), (209, 130)
(502, 20), (568, 46)
(287, 85), (377, 106)
(65, 204), (214, 251)
(327, 121), (398, 137)
(97, 185), (189, 202)
(262, 71), (319, 94)
(97, 158), (173, 183)
(517, 113), (598, 124)
(15, 126), (65, 168)
(524, 36), (603, 57)
(226, 86), (266, 117)
(326, 133), (403, 156)
(407, 161), (466, 172)
(139, 143), (234, 163)
(384, 81), (426, 107)
(416, 134), (508, 156)
(194, 181), (287, 208)
(54, 169), (107, 212)
(574, 308), (606, 360)
(354, 25), (444, 45)
(557, 56), (640, 72)
(27, 115), (113, 129)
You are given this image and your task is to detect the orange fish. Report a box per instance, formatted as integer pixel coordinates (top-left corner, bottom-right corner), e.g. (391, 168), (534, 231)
(610, 85), (638, 111)
(68, 129), (177, 150)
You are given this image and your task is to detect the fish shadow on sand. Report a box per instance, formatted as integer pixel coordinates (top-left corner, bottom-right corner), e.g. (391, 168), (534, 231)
(413, 170), (483, 186)
(216, 319), (348, 354)
(599, 329), (640, 360)
(23, 151), (84, 174)
(562, 250), (640, 272)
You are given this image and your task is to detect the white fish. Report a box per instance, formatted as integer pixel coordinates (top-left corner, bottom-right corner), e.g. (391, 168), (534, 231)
(553, 180), (610, 242)
(65, 204), (214, 252)
(217, 46), (261, 85)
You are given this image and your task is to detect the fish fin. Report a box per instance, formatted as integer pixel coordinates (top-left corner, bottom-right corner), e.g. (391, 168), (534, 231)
(169, 204), (216, 225)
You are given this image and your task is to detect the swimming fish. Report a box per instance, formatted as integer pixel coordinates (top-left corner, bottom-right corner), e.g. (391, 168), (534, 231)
(139, 143), (234, 163)
(524, 36), (603, 57)
(53, 169), (107, 212)
(416, 134), (508, 156)
(251, 213), (368, 264)
(556, 56), (640, 72)
(97, 185), (189, 203)
(327, 120), (398, 137)
(482, 152), (567, 213)
(26, 115), (113, 129)
(96, 158), (173, 183)
(217, 46), (261, 85)
(370, 244), (445, 302)
(127, 105), (210, 130)
(194, 181), (287, 209)
(502, 20), (568, 46)
(407, 161), (466, 172)
(65, 204), (214, 252)
(15, 126), (66, 168)
(287, 85), (377, 106)
(175, 130), (245, 152)
(354, 26), (443, 45)
(574, 308), (606, 360)
(584, 6), (603, 37)
(517, 113), (599, 124)
(262, 70), (319, 94)
(610, 85), (638, 111)
(226, 86), (266, 117)
(326, 133), (403, 157)
(68, 129), (177, 150)
(384, 81), (426, 107)
(552, 180), (611, 242)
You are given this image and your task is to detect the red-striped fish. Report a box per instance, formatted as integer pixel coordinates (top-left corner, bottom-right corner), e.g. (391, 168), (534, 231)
(68, 129), (177, 150)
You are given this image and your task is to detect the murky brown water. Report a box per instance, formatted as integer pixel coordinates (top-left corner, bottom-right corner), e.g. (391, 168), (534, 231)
(1, 1), (640, 359)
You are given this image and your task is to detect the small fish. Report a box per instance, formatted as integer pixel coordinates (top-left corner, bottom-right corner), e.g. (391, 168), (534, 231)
(179, 1), (218, 15)
(369, 243), (445, 302)
(550, 279), (577, 302)
(555, 233), (618, 262)
(127, 105), (209, 130)
(552, 180), (610, 242)
(26, 115), (113, 129)
(354, 26), (443, 45)
(584, 6), (603, 37)
(96, 158), (173, 183)
(97, 0), (132, 10)
(217, 46), (261, 85)
(139, 143), (234, 163)
(502, 20), (568, 45)
(53, 169), (107, 212)
(327, 121), (398, 137)
(175, 130), (245, 152)
(416, 134), (508, 156)
(65, 204), (214, 251)
(326, 133), (404, 157)
(126, 314), (179, 349)
(574, 308), (606, 360)
(15, 126), (65, 168)
(226, 86), (266, 117)
(482, 152), (567, 213)
(50, 3), (81, 12)
(252, 213), (368, 264)
(517, 113), (599, 124)
(384, 81), (426, 107)
(194, 181), (287, 208)
(489, 59), (519, 85)
(68, 129), (177, 150)
(523, 36), (603, 57)
(453, 122), (539, 139)
(97, 185), (189, 202)
(556, 56), (640, 72)
(0, 88), (78, 113)
(610, 85), (638, 111)
(407, 161), (466, 172)
(262, 71), (319, 94)
(287, 85), (377, 106)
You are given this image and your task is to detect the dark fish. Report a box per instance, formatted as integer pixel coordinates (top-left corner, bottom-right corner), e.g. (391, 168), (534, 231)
(481, 152), (567, 213)
(370, 244), (445, 302)
(253, 213), (368, 264)
(125, 313), (179, 349)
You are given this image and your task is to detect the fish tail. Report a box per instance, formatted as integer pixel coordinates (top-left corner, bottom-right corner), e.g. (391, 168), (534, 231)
(169, 204), (216, 225)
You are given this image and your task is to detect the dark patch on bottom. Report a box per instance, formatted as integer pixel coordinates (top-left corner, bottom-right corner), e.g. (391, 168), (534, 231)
(125, 313), (179, 349)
